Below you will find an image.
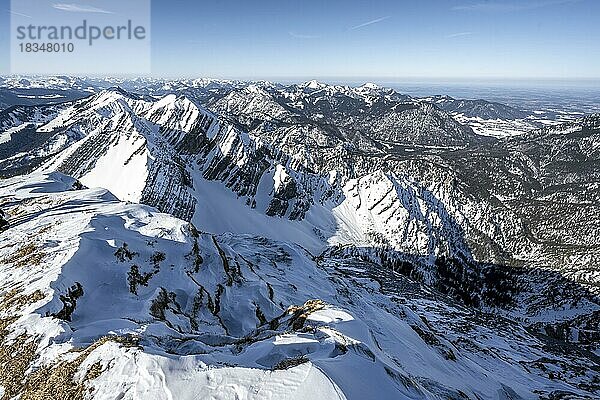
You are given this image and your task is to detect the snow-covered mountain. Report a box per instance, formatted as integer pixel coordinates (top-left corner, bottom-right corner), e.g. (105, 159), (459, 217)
(1, 172), (598, 399)
(1, 79), (599, 399)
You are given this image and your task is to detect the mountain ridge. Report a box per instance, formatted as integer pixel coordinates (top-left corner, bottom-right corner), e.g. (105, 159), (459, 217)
(1, 80), (599, 399)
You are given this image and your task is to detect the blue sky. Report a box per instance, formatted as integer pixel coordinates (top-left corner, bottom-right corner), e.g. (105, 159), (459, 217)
(1, 0), (599, 80)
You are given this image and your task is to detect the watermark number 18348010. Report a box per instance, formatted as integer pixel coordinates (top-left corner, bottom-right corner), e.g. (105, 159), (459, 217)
(10, 0), (151, 74)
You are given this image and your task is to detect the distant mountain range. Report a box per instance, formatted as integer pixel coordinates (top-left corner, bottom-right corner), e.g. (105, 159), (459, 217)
(1, 77), (599, 399)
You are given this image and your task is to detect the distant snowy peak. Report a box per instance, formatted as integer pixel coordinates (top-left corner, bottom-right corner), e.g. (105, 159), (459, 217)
(207, 80), (475, 148)
(212, 86), (292, 124)
(288, 80), (402, 101)
(300, 79), (328, 90)
(137, 93), (219, 142)
(360, 82), (381, 89)
(189, 77), (238, 89)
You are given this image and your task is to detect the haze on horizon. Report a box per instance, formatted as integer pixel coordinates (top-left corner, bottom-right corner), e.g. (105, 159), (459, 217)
(0, 0), (598, 81)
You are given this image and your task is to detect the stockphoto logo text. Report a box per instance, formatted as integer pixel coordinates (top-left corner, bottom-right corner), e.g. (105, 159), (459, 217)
(15, 20), (147, 48)
(10, 0), (151, 74)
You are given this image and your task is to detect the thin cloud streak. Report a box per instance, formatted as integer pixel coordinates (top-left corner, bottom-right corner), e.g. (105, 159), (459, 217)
(446, 31), (473, 38)
(350, 16), (391, 30)
(52, 3), (114, 14)
(7, 9), (33, 18)
(453, 0), (581, 12)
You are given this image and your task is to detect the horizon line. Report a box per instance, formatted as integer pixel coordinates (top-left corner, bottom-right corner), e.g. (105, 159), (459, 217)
(2, 73), (600, 82)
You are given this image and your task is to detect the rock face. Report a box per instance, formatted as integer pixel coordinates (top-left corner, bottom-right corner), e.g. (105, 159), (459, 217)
(0, 209), (7, 232)
(0, 79), (599, 399)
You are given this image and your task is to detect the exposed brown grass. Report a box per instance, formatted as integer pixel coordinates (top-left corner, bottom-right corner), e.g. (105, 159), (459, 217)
(0, 328), (140, 400)
(19, 336), (138, 400)
(37, 224), (53, 235)
(287, 299), (326, 330)
(272, 356), (309, 370)
(0, 288), (45, 313)
(0, 316), (38, 400)
(1, 243), (45, 268)
(0, 316), (18, 331)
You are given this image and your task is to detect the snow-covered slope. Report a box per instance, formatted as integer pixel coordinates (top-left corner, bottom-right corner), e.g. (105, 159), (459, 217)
(5, 89), (218, 220)
(1, 172), (597, 399)
(3, 87), (600, 298)
(2, 79), (600, 398)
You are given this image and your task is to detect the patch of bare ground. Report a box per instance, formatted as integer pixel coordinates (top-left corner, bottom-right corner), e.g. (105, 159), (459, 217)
(0, 288), (45, 313)
(1, 243), (45, 268)
(287, 299), (326, 330)
(272, 355), (309, 370)
(1, 311), (139, 400)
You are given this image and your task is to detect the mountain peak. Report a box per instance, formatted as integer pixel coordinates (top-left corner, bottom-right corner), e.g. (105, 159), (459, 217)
(359, 82), (380, 90)
(104, 86), (139, 99)
(244, 84), (271, 95)
(301, 79), (327, 90)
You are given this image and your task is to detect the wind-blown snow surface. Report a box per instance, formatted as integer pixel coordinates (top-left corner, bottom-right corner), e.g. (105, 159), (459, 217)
(0, 172), (597, 399)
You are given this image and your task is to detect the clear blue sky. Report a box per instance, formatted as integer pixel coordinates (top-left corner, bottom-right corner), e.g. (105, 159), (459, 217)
(1, 0), (599, 80)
